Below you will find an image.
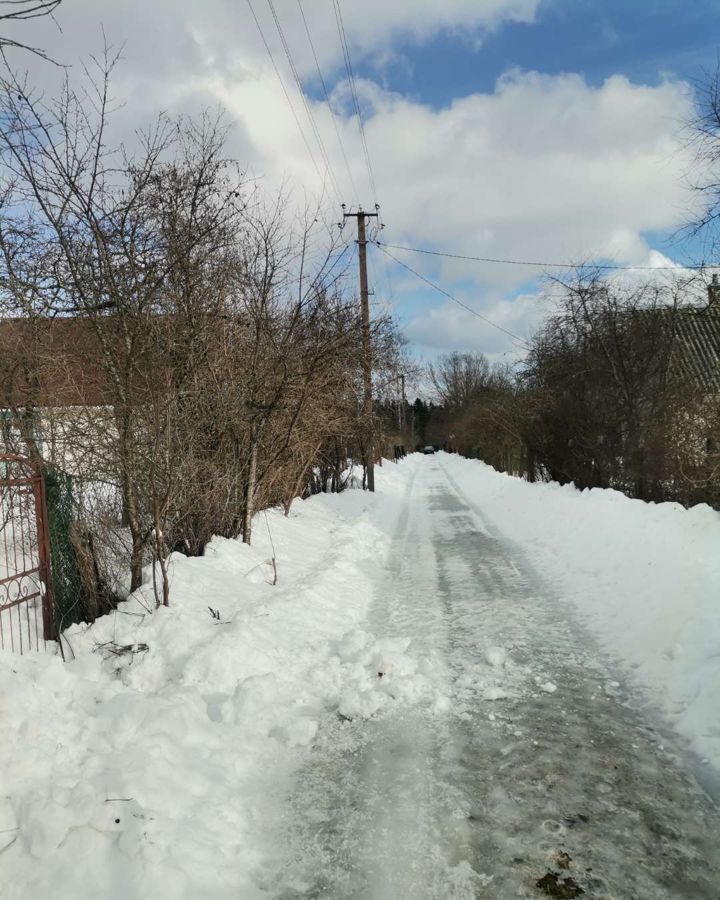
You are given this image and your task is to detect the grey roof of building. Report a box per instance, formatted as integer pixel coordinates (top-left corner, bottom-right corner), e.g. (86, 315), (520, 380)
(671, 307), (720, 391)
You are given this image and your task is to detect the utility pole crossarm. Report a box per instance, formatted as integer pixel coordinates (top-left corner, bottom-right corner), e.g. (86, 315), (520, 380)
(344, 208), (379, 492)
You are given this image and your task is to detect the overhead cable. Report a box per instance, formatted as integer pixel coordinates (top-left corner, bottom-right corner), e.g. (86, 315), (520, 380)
(246, 0), (327, 194)
(332, 0), (378, 202)
(297, 0), (359, 205)
(374, 241), (529, 347)
(374, 241), (719, 272)
(265, 0), (344, 205)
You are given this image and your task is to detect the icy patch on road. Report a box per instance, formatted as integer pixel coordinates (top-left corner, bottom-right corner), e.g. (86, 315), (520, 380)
(440, 452), (720, 773)
(273, 461), (720, 898)
(455, 642), (556, 714)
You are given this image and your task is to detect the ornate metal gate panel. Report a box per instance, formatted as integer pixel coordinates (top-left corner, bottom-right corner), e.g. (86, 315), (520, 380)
(0, 455), (54, 652)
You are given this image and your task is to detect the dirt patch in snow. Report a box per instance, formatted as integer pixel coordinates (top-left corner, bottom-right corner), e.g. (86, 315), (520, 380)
(536, 870), (584, 897)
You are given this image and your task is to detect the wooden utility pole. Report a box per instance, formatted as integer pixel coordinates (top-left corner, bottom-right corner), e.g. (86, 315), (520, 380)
(344, 207), (378, 492)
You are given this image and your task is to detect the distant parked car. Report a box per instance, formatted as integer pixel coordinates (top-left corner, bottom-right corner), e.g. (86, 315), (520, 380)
(423, 445), (435, 455)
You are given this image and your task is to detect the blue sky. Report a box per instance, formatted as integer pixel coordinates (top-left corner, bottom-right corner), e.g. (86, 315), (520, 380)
(14, 0), (720, 365)
(340, 0), (719, 360)
(369, 0), (719, 104)
(279, 0), (717, 363)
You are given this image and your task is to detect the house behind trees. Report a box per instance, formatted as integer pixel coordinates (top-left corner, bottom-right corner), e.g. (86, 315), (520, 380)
(427, 274), (720, 510)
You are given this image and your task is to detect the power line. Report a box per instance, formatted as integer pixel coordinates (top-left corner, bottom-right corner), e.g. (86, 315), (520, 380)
(246, 0), (327, 194)
(337, 3), (377, 202)
(297, 0), (359, 205)
(372, 213), (397, 309)
(265, 0), (343, 206)
(332, 0), (378, 202)
(374, 240), (720, 272)
(374, 241), (529, 347)
(367, 220), (395, 312)
(306, 236), (355, 294)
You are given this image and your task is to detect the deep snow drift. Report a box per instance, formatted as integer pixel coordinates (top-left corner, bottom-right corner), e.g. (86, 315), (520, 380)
(1, 453), (718, 899)
(0, 462), (447, 899)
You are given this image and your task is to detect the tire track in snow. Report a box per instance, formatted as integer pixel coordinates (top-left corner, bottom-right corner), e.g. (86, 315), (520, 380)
(266, 458), (720, 899)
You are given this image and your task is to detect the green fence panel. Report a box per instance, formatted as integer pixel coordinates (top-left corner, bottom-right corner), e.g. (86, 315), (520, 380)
(43, 466), (87, 631)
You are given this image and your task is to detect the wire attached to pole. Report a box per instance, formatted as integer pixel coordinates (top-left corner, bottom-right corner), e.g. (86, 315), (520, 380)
(374, 240), (530, 348)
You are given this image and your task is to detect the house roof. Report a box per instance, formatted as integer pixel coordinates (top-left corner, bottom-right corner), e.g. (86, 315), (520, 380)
(670, 307), (720, 392)
(0, 317), (109, 408)
(0, 312), (244, 410)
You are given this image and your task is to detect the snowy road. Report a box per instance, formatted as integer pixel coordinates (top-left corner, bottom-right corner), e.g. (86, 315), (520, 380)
(269, 457), (720, 899)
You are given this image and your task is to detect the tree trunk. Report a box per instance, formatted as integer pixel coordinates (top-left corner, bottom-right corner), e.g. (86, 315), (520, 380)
(17, 405), (43, 464)
(241, 432), (259, 545)
(153, 496), (170, 607)
(125, 488), (144, 592)
(526, 445), (536, 482)
(129, 530), (144, 591)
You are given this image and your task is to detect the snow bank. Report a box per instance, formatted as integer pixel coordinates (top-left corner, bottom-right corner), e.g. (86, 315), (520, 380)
(440, 453), (720, 771)
(0, 457), (445, 900)
(4, 452), (717, 897)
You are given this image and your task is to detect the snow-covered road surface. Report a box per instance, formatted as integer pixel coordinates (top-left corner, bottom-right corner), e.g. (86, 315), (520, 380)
(3, 455), (719, 899)
(269, 457), (720, 899)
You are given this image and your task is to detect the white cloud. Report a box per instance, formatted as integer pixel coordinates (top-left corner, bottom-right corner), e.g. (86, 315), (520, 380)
(368, 72), (696, 280)
(9, 0), (540, 84)
(403, 290), (544, 359)
(4, 1), (701, 359)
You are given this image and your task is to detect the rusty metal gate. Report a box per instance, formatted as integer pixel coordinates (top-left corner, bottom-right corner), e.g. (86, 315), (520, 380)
(0, 455), (54, 652)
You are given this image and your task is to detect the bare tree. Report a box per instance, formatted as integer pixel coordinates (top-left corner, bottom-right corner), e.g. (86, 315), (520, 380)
(0, 51), (246, 591)
(0, 48), (412, 623)
(687, 60), (720, 255)
(427, 351), (524, 467)
(227, 202), (358, 542)
(523, 269), (706, 499)
(429, 352), (492, 412)
(0, 0), (63, 63)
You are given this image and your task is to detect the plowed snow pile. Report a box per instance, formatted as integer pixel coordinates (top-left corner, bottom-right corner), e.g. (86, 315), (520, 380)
(0, 462), (446, 899)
